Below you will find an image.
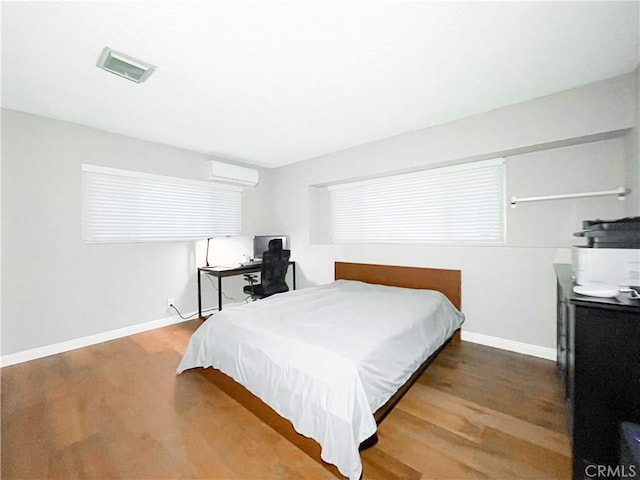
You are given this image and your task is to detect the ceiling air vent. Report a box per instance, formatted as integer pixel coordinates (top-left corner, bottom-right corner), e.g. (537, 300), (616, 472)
(96, 47), (156, 83)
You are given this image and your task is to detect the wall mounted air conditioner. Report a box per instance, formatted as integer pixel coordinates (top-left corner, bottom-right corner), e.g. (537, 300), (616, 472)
(209, 160), (259, 187)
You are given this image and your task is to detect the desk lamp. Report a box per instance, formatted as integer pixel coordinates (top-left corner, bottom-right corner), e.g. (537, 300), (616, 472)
(205, 238), (212, 267)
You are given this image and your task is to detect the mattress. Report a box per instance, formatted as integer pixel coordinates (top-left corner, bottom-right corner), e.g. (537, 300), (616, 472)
(177, 279), (464, 479)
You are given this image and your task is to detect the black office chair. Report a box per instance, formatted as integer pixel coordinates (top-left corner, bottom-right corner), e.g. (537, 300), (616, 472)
(243, 239), (290, 300)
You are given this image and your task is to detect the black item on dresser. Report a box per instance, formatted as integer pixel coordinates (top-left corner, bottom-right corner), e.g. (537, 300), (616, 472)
(573, 216), (640, 248)
(555, 264), (640, 480)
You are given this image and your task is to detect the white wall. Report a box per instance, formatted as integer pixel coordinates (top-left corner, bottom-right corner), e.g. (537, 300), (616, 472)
(268, 71), (639, 352)
(624, 70), (640, 215)
(1, 109), (269, 358)
(506, 138), (627, 247)
(2, 71), (638, 362)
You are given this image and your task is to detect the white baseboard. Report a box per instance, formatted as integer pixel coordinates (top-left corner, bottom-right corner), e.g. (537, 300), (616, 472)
(0, 312), (193, 368)
(2, 311), (556, 367)
(461, 330), (557, 361)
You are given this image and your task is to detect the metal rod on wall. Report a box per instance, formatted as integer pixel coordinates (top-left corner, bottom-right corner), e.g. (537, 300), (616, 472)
(510, 186), (628, 208)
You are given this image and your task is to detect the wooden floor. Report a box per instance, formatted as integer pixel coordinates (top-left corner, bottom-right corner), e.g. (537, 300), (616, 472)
(1, 319), (571, 479)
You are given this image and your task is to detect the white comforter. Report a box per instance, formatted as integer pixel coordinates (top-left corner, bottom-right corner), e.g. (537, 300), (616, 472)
(177, 280), (464, 479)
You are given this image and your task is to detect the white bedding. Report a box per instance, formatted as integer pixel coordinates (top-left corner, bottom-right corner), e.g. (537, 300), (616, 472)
(177, 279), (464, 479)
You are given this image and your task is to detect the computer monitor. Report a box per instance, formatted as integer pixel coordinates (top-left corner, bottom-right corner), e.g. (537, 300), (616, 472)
(253, 235), (288, 260)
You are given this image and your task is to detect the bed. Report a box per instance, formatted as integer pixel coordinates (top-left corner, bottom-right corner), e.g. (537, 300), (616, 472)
(177, 262), (464, 479)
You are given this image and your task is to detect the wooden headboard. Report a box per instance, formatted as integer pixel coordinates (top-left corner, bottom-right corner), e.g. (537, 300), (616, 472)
(334, 261), (461, 310)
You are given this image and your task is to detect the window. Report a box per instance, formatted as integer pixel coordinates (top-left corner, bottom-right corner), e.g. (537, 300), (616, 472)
(82, 165), (241, 243)
(328, 158), (505, 245)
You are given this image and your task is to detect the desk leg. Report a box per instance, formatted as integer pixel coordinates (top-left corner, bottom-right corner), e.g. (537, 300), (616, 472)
(293, 264), (296, 290)
(218, 276), (223, 311)
(198, 270), (203, 318)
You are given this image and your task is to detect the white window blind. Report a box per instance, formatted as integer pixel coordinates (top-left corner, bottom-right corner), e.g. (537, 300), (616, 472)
(82, 165), (241, 243)
(329, 158), (505, 245)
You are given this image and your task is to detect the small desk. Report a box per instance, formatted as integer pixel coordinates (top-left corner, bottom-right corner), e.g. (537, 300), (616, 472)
(198, 261), (296, 318)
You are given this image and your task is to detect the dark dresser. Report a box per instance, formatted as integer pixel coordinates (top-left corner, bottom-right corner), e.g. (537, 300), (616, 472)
(555, 264), (640, 480)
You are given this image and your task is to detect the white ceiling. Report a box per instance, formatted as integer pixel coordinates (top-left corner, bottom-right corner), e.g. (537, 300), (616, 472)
(2, 1), (639, 168)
